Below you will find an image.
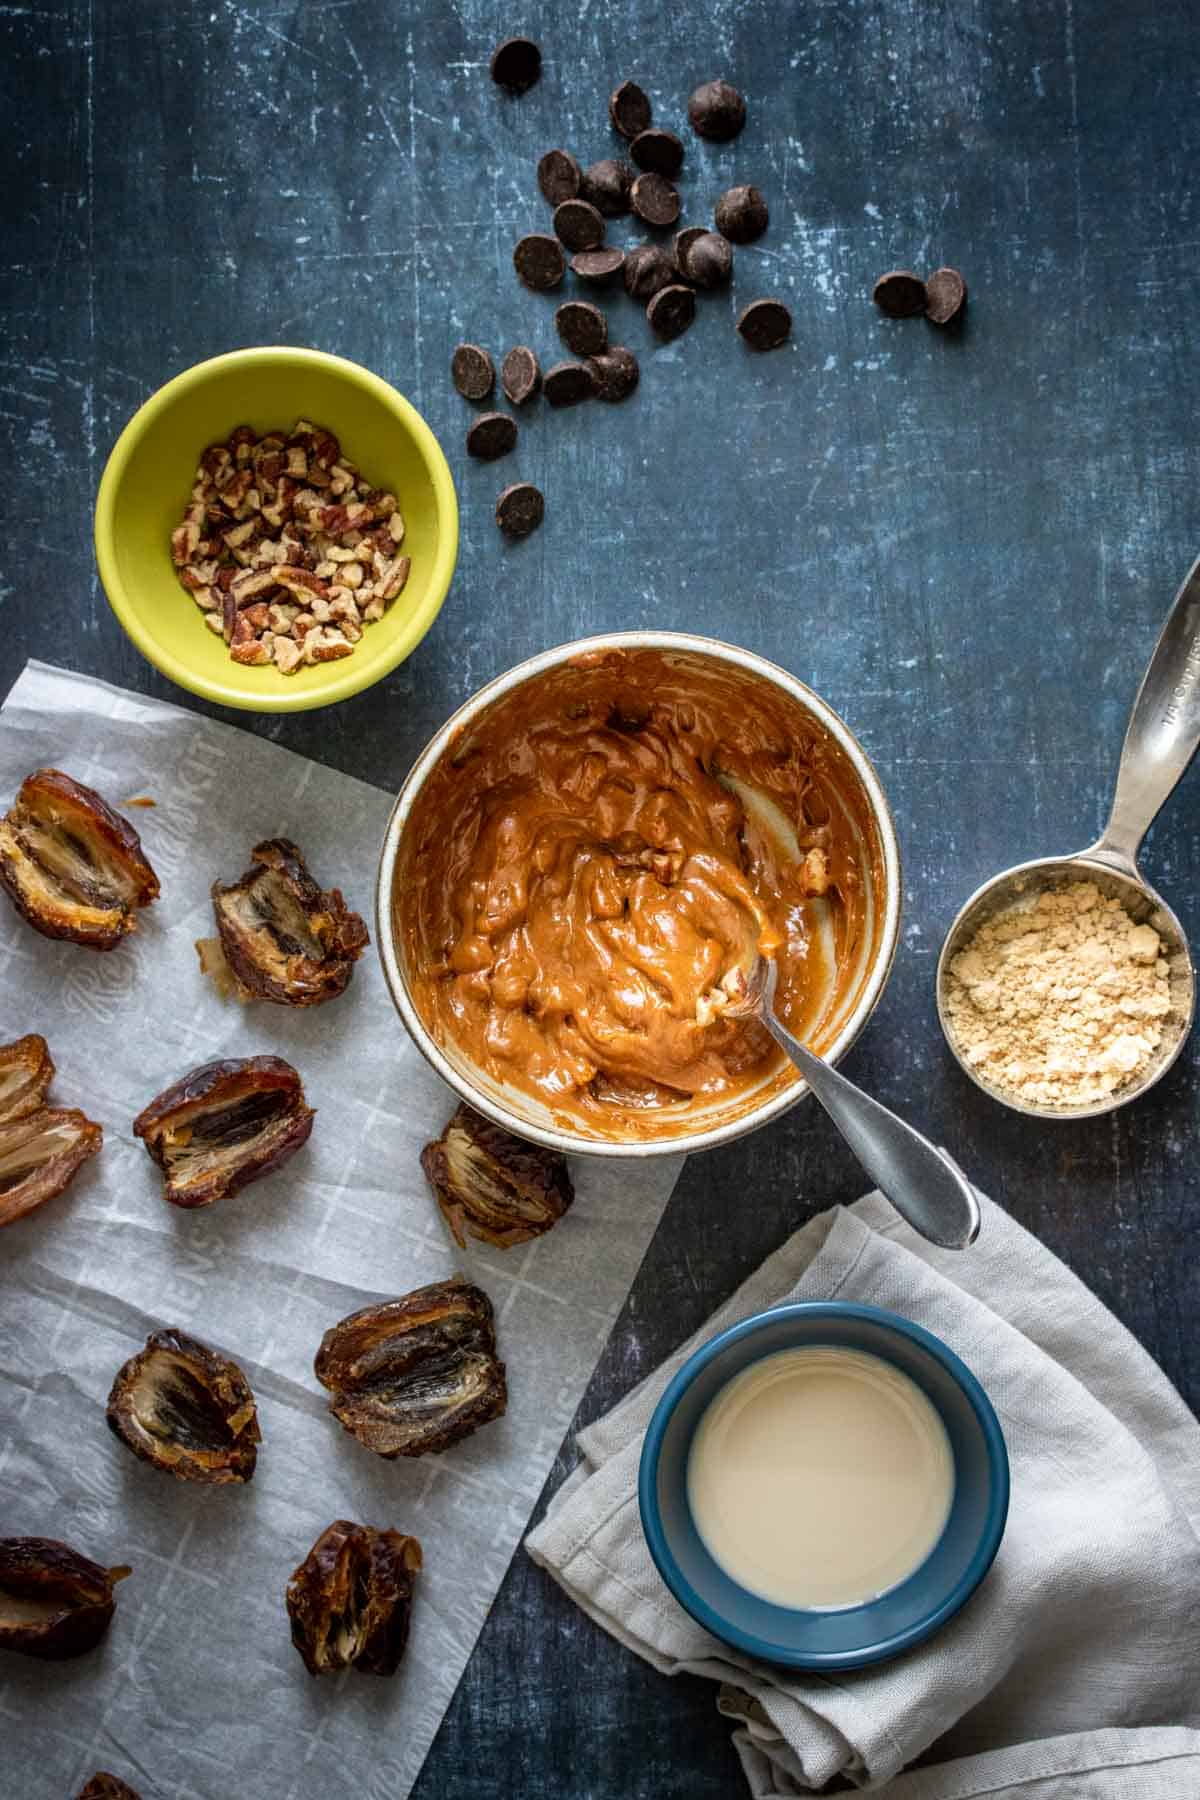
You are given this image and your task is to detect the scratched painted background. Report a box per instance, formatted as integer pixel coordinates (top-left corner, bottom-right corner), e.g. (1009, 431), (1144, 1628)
(2, 0), (1199, 1795)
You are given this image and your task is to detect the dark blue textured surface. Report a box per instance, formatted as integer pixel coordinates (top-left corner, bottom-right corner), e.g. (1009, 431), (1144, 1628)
(3, 1), (1199, 1793)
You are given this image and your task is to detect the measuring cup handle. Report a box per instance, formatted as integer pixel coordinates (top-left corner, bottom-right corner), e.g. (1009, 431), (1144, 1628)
(1090, 549), (1200, 873)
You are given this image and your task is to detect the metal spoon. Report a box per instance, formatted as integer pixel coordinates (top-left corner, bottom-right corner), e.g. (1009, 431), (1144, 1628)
(936, 549), (1200, 1118)
(725, 954), (982, 1250)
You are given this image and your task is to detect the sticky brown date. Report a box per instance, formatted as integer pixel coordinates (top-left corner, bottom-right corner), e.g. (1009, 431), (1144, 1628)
(314, 1276), (507, 1458)
(0, 1537), (130, 1660)
(0, 1033), (103, 1229)
(106, 1328), (261, 1484)
(77, 1775), (143, 1800)
(0, 769), (159, 949)
(0, 1033), (55, 1122)
(421, 1103), (573, 1250)
(133, 1056), (314, 1208)
(286, 1520), (422, 1677)
(202, 837), (369, 1007)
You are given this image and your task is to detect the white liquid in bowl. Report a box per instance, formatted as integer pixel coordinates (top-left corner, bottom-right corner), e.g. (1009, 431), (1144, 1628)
(686, 1345), (955, 1610)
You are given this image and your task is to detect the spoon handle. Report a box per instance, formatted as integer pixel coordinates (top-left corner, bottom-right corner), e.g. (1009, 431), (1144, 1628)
(1092, 549), (1200, 873)
(761, 1010), (981, 1250)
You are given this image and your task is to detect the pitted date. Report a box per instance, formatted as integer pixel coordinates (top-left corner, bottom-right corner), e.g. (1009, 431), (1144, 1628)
(77, 1776), (142, 1800)
(0, 1537), (130, 1660)
(286, 1520), (422, 1677)
(0, 1033), (55, 1122)
(421, 1103), (573, 1250)
(314, 1277), (507, 1458)
(0, 769), (159, 949)
(106, 1327), (261, 1484)
(201, 837), (369, 1007)
(133, 1055), (314, 1208)
(0, 1102), (103, 1230)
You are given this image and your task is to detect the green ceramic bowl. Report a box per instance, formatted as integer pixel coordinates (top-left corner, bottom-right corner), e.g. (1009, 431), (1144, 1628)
(95, 346), (458, 712)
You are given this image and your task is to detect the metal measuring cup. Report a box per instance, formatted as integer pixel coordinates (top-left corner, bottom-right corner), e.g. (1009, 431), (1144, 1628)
(936, 550), (1200, 1118)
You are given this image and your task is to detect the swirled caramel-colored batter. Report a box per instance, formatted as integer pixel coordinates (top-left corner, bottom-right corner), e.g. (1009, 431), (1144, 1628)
(396, 649), (879, 1138)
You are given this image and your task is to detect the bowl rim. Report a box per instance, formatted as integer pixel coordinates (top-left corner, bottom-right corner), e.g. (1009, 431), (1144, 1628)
(637, 1299), (1010, 1669)
(93, 344), (459, 714)
(374, 630), (903, 1158)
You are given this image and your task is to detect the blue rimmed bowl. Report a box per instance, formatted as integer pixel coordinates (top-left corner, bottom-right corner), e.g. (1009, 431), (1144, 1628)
(638, 1301), (1009, 1670)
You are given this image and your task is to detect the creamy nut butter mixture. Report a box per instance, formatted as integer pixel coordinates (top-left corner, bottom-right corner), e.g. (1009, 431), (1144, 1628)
(397, 650), (878, 1137)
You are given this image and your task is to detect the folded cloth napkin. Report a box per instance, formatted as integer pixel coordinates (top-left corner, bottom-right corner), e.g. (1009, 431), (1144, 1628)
(526, 1194), (1200, 1797)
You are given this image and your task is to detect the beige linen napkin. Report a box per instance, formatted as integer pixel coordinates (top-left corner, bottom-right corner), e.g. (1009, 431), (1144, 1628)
(525, 1194), (1200, 1796)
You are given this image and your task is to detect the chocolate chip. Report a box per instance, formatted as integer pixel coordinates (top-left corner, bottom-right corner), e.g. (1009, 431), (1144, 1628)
(580, 158), (633, 217)
(450, 343), (495, 401)
(715, 185), (769, 244)
(495, 482), (544, 538)
(646, 283), (695, 342)
(538, 149), (581, 207)
(924, 266), (967, 326)
(513, 233), (566, 291)
(736, 298), (792, 351)
(687, 79), (745, 142)
(609, 80), (652, 140)
(623, 243), (677, 300)
(490, 37), (541, 94)
(556, 300), (608, 357)
(586, 346), (640, 403)
(571, 247), (626, 285)
(466, 412), (518, 461)
(630, 172), (680, 227)
(630, 128), (684, 177)
(543, 361), (598, 407)
(674, 227), (731, 288)
(553, 198), (606, 251)
(501, 346), (541, 406)
(872, 270), (927, 317)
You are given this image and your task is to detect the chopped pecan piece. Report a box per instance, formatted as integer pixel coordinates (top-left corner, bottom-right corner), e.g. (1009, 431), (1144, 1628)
(315, 1277), (507, 1458)
(77, 1776), (143, 1800)
(204, 837), (368, 1007)
(286, 1520), (421, 1677)
(0, 770), (159, 949)
(421, 1104), (573, 1250)
(0, 1033), (55, 1123)
(106, 1327), (261, 1483)
(0, 1104), (103, 1228)
(133, 1056), (314, 1209)
(0, 1538), (130, 1660)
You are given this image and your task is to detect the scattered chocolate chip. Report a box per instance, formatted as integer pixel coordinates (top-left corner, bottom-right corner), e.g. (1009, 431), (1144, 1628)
(513, 233), (566, 291)
(571, 247), (625, 284)
(556, 300), (608, 357)
(501, 345), (541, 405)
(872, 270), (927, 317)
(553, 197), (606, 252)
(537, 149), (581, 207)
(630, 172), (681, 227)
(675, 227), (731, 288)
(924, 266), (967, 326)
(687, 79), (746, 142)
(490, 36), (541, 94)
(609, 80), (652, 140)
(496, 482), (545, 537)
(587, 346), (640, 403)
(646, 283), (696, 342)
(736, 298), (792, 351)
(630, 128), (684, 177)
(466, 412), (518, 461)
(715, 184), (769, 244)
(450, 343), (495, 402)
(543, 360), (598, 407)
(623, 242), (677, 300)
(580, 158), (633, 217)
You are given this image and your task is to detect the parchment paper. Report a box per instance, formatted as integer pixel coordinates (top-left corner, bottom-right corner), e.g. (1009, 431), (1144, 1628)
(0, 661), (684, 1800)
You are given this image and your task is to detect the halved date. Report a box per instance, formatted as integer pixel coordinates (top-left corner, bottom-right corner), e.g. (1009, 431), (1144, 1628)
(0, 1105), (103, 1229)
(286, 1520), (422, 1676)
(202, 837), (369, 1007)
(421, 1103), (573, 1250)
(0, 1537), (130, 1660)
(106, 1327), (261, 1484)
(0, 769), (159, 949)
(77, 1777), (143, 1800)
(133, 1056), (314, 1208)
(315, 1276), (507, 1458)
(0, 1033), (55, 1123)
